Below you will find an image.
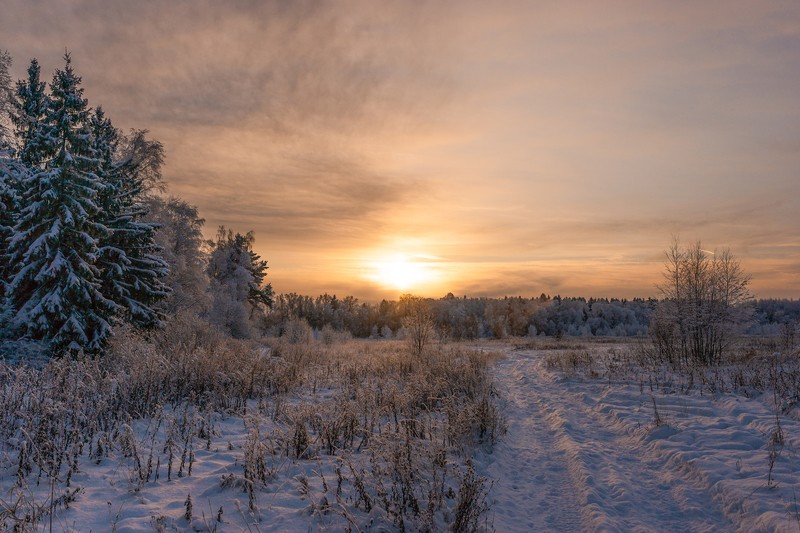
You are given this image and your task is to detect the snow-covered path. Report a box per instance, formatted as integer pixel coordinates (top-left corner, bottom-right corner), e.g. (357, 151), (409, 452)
(482, 351), (583, 531)
(483, 348), (735, 533)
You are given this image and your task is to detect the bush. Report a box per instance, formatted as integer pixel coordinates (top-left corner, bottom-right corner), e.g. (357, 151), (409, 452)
(283, 317), (313, 345)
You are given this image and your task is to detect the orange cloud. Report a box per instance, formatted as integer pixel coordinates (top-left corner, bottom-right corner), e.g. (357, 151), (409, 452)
(2, 0), (798, 300)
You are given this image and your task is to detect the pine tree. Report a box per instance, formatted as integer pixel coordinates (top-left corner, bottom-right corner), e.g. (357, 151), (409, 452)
(0, 50), (15, 149)
(207, 228), (273, 338)
(0, 152), (24, 291)
(4, 54), (116, 353)
(12, 58), (50, 168)
(0, 51), (23, 326)
(92, 110), (169, 328)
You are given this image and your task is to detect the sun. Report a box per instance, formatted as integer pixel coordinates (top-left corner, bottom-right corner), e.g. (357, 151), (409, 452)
(369, 255), (434, 291)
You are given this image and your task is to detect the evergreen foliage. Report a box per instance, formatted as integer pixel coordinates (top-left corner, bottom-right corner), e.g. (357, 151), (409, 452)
(0, 52), (173, 353)
(92, 110), (170, 328)
(4, 54), (116, 353)
(207, 227), (273, 338)
(0, 151), (25, 292)
(0, 51), (17, 321)
(12, 58), (50, 167)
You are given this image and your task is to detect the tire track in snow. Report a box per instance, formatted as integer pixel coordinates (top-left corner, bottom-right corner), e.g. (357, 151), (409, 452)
(511, 349), (734, 533)
(480, 351), (584, 532)
(485, 352), (736, 531)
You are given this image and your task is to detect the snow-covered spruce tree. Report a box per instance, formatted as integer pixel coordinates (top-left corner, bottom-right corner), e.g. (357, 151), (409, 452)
(206, 227), (273, 338)
(4, 54), (116, 354)
(0, 50), (15, 149)
(0, 150), (25, 293)
(2, 55), (48, 305)
(92, 109), (169, 328)
(0, 52), (18, 324)
(12, 58), (50, 167)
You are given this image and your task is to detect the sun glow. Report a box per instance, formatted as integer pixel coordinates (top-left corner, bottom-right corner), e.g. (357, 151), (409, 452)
(368, 254), (437, 291)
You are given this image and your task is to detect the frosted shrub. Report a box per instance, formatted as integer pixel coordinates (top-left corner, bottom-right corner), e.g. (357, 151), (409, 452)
(320, 324), (337, 346)
(452, 459), (490, 533)
(401, 296), (436, 355)
(652, 240), (752, 367)
(319, 324), (352, 346)
(107, 317), (269, 412)
(284, 317), (313, 345)
(544, 349), (596, 377)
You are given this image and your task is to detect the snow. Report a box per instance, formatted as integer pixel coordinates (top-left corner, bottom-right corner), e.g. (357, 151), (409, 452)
(480, 344), (800, 532)
(2, 341), (799, 532)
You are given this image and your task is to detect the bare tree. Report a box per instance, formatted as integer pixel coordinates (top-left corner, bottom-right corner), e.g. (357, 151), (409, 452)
(652, 238), (752, 366)
(145, 197), (210, 315)
(400, 294), (436, 355)
(117, 129), (166, 194)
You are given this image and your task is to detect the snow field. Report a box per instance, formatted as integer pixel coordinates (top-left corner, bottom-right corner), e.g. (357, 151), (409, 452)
(478, 357), (582, 532)
(512, 341), (800, 532)
(1, 334), (503, 532)
(2, 333), (798, 532)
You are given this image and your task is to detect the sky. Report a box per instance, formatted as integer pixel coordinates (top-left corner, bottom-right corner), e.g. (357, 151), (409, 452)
(2, 0), (799, 301)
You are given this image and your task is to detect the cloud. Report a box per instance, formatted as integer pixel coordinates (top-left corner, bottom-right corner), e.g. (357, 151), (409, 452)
(2, 0), (461, 249)
(2, 0), (799, 299)
(3, 0), (454, 130)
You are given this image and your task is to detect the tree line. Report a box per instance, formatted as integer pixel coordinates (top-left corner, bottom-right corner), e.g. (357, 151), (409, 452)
(269, 291), (797, 344)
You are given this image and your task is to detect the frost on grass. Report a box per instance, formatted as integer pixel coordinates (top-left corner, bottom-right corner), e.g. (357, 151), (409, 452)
(0, 318), (502, 531)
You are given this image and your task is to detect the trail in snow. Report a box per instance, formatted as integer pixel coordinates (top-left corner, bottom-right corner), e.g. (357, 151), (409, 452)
(481, 351), (583, 532)
(483, 348), (735, 533)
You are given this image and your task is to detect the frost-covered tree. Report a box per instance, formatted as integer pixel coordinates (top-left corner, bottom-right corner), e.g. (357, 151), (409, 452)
(399, 294), (435, 354)
(117, 129), (165, 194)
(92, 109), (169, 328)
(0, 51), (19, 247)
(1, 54), (21, 285)
(146, 196), (209, 314)
(0, 152), (25, 292)
(0, 50), (15, 149)
(206, 227), (273, 338)
(3, 54), (116, 353)
(12, 58), (50, 167)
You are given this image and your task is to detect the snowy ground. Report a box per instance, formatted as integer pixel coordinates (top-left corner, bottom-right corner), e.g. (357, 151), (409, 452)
(1, 341), (499, 532)
(480, 344), (800, 533)
(3, 341), (799, 532)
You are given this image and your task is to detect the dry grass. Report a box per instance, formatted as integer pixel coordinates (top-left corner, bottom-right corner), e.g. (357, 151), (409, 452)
(0, 318), (503, 531)
(539, 336), (800, 411)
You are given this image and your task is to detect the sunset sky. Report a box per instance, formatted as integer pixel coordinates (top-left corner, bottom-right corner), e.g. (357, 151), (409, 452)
(2, 0), (799, 301)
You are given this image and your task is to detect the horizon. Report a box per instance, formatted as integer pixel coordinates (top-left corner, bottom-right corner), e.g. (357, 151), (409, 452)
(269, 289), (800, 306)
(2, 1), (799, 301)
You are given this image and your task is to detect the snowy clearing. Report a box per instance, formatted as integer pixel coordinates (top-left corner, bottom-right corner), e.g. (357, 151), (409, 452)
(0, 338), (501, 532)
(2, 339), (799, 532)
(481, 342), (800, 533)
